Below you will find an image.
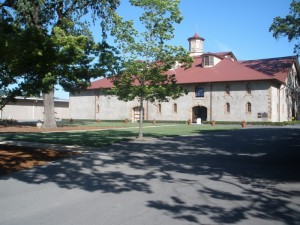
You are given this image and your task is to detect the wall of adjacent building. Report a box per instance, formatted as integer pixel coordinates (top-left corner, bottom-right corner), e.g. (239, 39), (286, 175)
(69, 90), (96, 119)
(279, 63), (300, 122)
(0, 98), (69, 121)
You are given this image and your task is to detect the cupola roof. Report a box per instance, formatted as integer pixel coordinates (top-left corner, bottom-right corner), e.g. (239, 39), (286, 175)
(187, 33), (205, 41)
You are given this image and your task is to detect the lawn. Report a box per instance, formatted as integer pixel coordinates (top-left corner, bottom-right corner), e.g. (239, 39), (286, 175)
(0, 123), (240, 175)
(0, 123), (240, 147)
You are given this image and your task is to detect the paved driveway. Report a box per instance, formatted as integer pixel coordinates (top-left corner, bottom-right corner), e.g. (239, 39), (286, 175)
(1, 126), (300, 225)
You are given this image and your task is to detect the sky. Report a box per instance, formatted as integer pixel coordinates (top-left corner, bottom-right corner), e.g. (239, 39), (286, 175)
(55, 0), (295, 99)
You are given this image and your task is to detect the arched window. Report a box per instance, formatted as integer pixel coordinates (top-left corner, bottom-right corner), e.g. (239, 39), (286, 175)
(246, 83), (252, 95)
(246, 102), (252, 113)
(225, 85), (230, 95)
(173, 103), (177, 113)
(225, 102), (230, 113)
(157, 103), (162, 113)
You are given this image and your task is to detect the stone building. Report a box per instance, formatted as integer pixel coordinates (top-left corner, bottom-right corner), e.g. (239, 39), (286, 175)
(69, 33), (300, 123)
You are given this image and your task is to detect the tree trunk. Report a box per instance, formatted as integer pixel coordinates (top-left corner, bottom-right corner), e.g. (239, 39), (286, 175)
(42, 88), (57, 128)
(138, 97), (144, 139)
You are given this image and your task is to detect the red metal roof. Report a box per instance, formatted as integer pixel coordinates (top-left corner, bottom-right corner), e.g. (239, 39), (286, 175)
(88, 55), (297, 89)
(187, 33), (205, 41)
(238, 56), (297, 83)
(88, 77), (114, 89)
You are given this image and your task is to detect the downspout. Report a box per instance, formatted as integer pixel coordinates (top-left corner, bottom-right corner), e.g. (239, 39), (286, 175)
(210, 83), (213, 121)
(278, 87), (280, 122)
(94, 91), (97, 120)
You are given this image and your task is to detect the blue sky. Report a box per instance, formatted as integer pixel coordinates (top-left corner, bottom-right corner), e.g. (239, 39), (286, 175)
(56, 0), (295, 99)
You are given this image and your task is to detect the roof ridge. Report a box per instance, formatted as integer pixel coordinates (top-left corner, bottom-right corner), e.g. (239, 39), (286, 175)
(238, 55), (297, 62)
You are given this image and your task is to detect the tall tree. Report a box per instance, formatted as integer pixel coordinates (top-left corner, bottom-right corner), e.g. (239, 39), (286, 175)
(270, 0), (300, 101)
(269, 0), (300, 54)
(107, 0), (193, 139)
(0, 0), (120, 127)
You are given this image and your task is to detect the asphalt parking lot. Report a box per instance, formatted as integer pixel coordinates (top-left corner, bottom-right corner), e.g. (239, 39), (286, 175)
(1, 126), (300, 225)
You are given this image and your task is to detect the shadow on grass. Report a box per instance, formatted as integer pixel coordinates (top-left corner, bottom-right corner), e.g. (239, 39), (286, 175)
(1, 127), (300, 224)
(1, 129), (137, 147)
(57, 120), (135, 128)
(0, 124), (239, 147)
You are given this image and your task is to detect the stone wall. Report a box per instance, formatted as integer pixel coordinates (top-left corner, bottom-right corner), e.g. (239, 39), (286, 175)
(70, 80), (289, 122)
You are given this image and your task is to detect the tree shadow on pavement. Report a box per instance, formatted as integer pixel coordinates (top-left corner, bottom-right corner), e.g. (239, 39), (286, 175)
(144, 127), (300, 224)
(1, 127), (300, 224)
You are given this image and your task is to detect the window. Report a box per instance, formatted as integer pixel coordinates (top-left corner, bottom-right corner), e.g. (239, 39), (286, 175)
(225, 103), (230, 113)
(191, 40), (196, 51)
(225, 85), (230, 95)
(157, 103), (162, 113)
(195, 86), (205, 97)
(258, 112), (268, 118)
(257, 113), (262, 118)
(173, 103), (177, 113)
(203, 55), (214, 66)
(246, 83), (252, 95)
(246, 102), (251, 114)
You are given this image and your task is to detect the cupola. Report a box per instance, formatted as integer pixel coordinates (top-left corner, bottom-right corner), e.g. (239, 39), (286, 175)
(188, 33), (205, 56)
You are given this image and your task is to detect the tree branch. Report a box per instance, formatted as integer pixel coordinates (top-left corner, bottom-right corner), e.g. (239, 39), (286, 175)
(0, 0), (15, 8)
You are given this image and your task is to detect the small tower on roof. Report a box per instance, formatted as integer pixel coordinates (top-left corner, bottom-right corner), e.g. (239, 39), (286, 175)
(188, 33), (205, 56)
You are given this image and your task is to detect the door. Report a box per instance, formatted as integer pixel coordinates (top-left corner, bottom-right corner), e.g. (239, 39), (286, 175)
(192, 106), (207, 122)
(132, 107), (144, 122)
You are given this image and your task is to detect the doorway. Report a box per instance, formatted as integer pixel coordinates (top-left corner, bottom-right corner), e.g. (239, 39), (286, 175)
(192, 106), (207, 122)
(132, 107), (144, 122)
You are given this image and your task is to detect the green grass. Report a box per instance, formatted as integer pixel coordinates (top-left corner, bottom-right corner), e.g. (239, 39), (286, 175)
(58, 120), (172, 128)
(0, 123), (240, 148)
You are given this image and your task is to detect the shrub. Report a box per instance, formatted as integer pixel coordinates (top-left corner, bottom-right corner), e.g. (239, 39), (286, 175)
(0, 119), (18, 126)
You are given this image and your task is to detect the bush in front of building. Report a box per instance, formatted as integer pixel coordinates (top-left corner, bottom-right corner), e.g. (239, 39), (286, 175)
(202, 121), (299, 126)
(0, 119), (18, 126)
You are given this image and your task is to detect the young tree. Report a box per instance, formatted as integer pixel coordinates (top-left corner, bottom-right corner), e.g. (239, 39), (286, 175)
(0, 0), (120, 127)
(108, 0), (193, 139)
(269, 0), (300, 54)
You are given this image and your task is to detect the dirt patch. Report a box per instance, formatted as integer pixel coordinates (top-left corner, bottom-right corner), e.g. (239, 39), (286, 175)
(0, 125), (123, 176)
(0, 144), (79, 176)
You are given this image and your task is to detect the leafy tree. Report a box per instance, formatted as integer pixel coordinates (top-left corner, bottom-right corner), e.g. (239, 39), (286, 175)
(269, 0), (300, 54)
(0, 0), (120, 127)
(108, 0), (193, 139)
(270, 0), (300, 104)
